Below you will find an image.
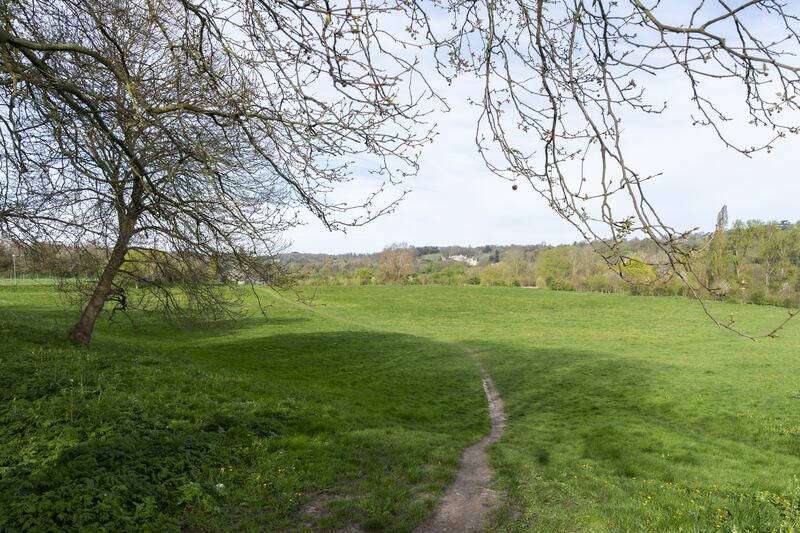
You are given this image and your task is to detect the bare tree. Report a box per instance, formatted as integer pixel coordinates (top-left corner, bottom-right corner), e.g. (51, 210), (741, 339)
(3, 0), (800, 341)
(378, 243), (417, 283)
(434, 0), (800, 337)
(0, 0), (435, 344)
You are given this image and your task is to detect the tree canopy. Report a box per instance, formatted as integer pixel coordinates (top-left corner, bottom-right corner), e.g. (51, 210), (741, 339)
(2, 1), (800, 341)
(0, 0), (433, 343)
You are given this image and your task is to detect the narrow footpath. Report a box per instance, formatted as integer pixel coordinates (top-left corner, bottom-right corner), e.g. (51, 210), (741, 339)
(269, 291), (508, 532)
(415, 364), (506, 533)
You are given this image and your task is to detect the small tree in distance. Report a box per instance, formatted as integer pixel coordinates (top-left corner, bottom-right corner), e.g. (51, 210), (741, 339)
(378, 244), (417, 284)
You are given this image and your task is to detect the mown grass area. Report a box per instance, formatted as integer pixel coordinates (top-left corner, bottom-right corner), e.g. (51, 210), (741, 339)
(0, 284), (486, 532)
(305, 286), (800, 532)
(3, 284), (800, 532)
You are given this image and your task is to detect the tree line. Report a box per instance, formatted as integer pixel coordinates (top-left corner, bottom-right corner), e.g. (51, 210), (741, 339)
(285, 220), (800, 308)
(5, 219), (800, 314)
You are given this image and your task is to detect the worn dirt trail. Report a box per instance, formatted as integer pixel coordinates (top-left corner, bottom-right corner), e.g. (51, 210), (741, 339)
(267, 291), (508, 531)
(415, 363), (506, 533)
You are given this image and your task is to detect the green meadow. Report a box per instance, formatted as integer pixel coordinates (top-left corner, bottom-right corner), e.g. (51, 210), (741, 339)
(2, 283), (800, 531)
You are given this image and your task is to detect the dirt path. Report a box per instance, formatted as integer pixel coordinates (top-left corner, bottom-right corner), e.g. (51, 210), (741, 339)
(415, 365), (506, 533)
(266, 291), (508, 531)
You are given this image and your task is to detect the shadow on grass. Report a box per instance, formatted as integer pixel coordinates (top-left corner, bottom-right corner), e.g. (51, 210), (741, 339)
(464, 340), (800, 532)
(0, 300), (310, 350)
(0, 312), (486, 532)
(467, 340), (671, 473)
(6, 300), (792, 532)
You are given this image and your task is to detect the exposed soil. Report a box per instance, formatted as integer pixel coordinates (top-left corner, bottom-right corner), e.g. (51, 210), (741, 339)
(415, 368), (507, 533)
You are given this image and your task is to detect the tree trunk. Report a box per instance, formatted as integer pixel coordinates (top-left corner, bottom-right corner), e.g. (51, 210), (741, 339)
(67, 227), (133, 346)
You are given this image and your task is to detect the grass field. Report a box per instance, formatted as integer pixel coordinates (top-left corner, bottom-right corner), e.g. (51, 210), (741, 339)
(2, 284), (800, 531)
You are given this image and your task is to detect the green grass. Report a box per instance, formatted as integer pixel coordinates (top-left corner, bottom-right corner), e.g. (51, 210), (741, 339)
(2, 284), (800, 531)
(300, 286), (800, 532)
(0, 277), (57, 286)
(0, 285), (485, 531)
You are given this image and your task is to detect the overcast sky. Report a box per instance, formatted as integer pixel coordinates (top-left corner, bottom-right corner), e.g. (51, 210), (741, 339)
(286, 8), (800, 255)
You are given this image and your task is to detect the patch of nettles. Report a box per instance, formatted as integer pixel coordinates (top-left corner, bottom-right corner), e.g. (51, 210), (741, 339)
(0, 344), (287, 531)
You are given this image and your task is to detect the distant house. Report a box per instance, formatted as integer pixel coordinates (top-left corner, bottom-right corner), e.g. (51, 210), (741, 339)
(237, 278), (267, 285)
(446, 254), (478, 267)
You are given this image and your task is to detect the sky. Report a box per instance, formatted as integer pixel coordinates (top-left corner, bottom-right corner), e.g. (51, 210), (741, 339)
(285, 4), (800, 255)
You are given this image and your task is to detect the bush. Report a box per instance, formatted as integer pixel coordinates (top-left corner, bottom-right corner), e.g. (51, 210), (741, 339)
(746, 287), (768, 306)
(534, 248), (573, 290)
(585, 274), (616, 293)
(352, 268), (375, 286)
(480, 263), (511, 286)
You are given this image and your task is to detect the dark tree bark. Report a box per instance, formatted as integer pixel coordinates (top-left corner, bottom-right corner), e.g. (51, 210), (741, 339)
(67, 223), (134, 345)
